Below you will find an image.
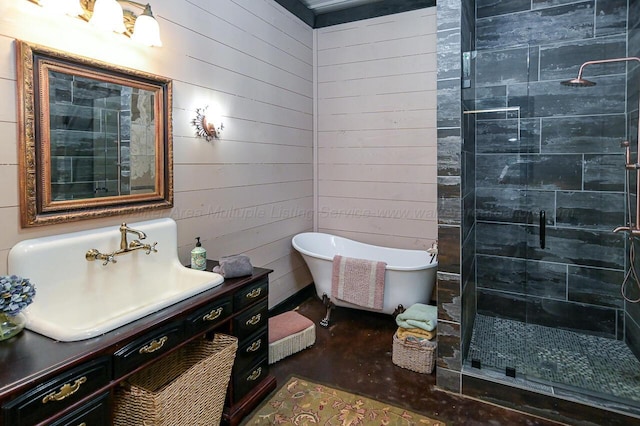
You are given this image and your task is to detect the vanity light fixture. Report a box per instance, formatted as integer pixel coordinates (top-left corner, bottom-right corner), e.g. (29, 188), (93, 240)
(38, 0), (84, 16)
(192, 106), (224, 141)
(29, 0), (162, 47)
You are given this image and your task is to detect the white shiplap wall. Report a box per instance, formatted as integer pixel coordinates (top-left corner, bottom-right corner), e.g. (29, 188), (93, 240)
(316, 8), (438, 250)
(0, 0), (313, 307)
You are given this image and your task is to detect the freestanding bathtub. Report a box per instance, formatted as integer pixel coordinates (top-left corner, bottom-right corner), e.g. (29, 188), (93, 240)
(292, 232), (437, 326)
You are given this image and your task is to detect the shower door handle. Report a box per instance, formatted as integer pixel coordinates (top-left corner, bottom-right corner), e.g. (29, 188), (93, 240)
(540, 210), (546, 249)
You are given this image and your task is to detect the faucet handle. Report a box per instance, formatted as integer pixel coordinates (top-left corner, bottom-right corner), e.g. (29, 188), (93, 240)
(145, 242), (158, 255)
(103, 254), (117, 266)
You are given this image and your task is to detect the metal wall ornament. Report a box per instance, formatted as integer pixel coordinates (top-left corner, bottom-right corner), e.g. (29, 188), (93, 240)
(192, 106), (224, 141)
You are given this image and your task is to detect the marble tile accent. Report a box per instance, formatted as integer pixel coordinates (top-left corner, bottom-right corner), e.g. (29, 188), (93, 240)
(438, 271), (461, 323)
(540, 115), (626, 154)
(477, 2), (595, 50)
(539, 36), (627, 81)
(462, 149), (475, 197)
(436, 367), (461, 393)
(595, 0), (627, 37)
(476, 222), (625, 269)
(437, 79), (461, 128)
(477, 0), (530, 19)
(476, 46), (534, 87)
(476, 118), (540, 154)
(568, 265), (624, 308)
(473, 85), (507, 113)
(437, 321), (461, 370)
(438, 225), (460, 274)
(438, 176), (461, 224)
(475, 154), (582, 190)
(437, 128), (461, 176)
(583, 154), (626, 192)
(437, 29), (462, 81)
(477, 289), (527, 322)
(509, 75), (626, 118)
(436, 0), (461, 31)
(476, 255), (566, 299)
(556, 191), (625, 231)
(478, 290), (618, 338)
(476, 188), (555, 224)
(461, 189), (475, 242)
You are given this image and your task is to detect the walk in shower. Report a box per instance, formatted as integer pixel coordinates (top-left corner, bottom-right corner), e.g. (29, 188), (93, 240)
(459, 0), (640, 418)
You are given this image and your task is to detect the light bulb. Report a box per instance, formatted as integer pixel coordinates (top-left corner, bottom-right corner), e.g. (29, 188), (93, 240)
(131, 4), (162, 47)
(89, 0), (126, 34)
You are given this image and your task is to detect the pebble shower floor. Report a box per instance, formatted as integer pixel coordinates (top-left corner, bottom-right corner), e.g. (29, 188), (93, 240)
(468, 314), (640, 405)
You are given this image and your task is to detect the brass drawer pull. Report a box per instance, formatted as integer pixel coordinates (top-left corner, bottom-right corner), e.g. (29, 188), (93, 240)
(42, 376), (87, 404)
(203, 307), (223, 321)
(246, 288), (262, 299)
(246, 313), (261, 326)
(139, 336), (168, 354)
(78, 423), (87, 426)
(247, 367), (262, 381)
(246, 340), (261, 352)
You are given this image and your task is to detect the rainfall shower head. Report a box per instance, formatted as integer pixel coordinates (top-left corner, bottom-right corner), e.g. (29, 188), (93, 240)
(562, 57), (640, 88)
(560, 77), (596, 87)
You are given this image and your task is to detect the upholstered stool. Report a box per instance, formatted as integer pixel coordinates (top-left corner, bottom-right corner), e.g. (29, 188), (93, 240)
(268, 311), (316, 364)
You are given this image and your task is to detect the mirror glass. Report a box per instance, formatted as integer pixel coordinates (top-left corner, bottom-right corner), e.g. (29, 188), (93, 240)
(16, 40), (173, 227)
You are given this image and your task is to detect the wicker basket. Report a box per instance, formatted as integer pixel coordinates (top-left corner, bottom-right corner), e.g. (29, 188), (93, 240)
(113, 334), (238, 426)
(392, 331), (436, 374)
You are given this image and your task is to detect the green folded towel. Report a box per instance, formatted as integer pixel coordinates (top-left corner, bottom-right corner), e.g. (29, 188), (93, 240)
(395, 303), (437, 332)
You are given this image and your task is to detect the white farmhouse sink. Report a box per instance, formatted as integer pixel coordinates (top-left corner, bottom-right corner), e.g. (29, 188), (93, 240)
(8, 218), (223, 342)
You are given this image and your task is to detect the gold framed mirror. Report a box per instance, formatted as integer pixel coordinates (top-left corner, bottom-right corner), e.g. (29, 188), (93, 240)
(16, 40), (173, 227)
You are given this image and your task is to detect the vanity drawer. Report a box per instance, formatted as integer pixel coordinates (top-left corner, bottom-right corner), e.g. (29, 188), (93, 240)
(47, 391), (110, 426)
(234, 328), (268, 373)
(234, 277), (268, 311)
(233, 357), (269, 402)
(113, 322), (183, 377)
(233, 300), (268, 340)
(185, 296), (232, 336)
(2, 357), (111, 426)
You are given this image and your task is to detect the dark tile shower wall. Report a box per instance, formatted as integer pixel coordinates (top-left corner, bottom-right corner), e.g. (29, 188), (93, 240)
(436, 0), (465, 393)
(473, 0), (629, 340)
(626, 0), (640, 360)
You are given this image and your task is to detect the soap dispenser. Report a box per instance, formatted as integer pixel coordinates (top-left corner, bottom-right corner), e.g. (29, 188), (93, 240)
(191, 237), (207, 271)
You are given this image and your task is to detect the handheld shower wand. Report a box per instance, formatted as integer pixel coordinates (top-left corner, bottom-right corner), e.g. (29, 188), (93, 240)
(562, 57), (640, 302)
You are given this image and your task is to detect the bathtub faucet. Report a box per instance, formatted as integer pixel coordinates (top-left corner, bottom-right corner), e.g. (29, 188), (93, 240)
(85, 223), (158, 265)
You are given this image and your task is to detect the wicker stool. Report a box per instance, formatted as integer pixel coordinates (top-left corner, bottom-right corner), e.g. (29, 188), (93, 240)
(269, 311), (316, 364)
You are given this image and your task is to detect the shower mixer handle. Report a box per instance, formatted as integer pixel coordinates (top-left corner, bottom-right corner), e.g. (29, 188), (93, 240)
(620, 141), (640, 170)
(613, 226), (640, 237)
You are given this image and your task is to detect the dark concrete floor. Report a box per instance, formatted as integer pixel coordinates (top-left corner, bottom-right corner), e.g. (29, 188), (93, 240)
(268, 295), (565, 426)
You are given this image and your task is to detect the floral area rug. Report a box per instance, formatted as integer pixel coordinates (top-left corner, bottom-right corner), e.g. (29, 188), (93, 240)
(243, 376), (445, 425)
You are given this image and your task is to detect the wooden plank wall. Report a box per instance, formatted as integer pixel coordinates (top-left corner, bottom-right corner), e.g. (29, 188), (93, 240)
(315, 7), (438, 251)
(0, 0), (313, 307)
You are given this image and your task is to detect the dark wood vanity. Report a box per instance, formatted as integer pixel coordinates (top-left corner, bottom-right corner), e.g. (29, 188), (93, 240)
(0, 262), (276, 426)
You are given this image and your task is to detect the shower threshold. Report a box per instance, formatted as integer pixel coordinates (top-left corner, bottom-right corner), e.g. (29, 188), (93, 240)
(465, 315), (640, 418)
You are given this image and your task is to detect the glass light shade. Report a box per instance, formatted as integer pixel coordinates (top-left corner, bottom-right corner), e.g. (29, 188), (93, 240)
(132, 14), (162, 47)
(39, 0), (84, 16)
(89, 0), (126, 33)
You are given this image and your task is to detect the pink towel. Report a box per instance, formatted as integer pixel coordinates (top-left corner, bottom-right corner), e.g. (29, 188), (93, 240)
(331, 255), (386, 310)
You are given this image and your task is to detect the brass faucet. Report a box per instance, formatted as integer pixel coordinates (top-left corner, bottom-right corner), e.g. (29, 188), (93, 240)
(86, 223), (158, 265)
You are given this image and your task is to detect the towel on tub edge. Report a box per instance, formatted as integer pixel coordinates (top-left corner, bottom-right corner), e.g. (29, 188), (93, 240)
(331, 255), (386, 310)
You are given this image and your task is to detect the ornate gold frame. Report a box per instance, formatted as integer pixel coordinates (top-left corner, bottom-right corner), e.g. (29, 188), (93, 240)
(16, 40), (173, 227)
